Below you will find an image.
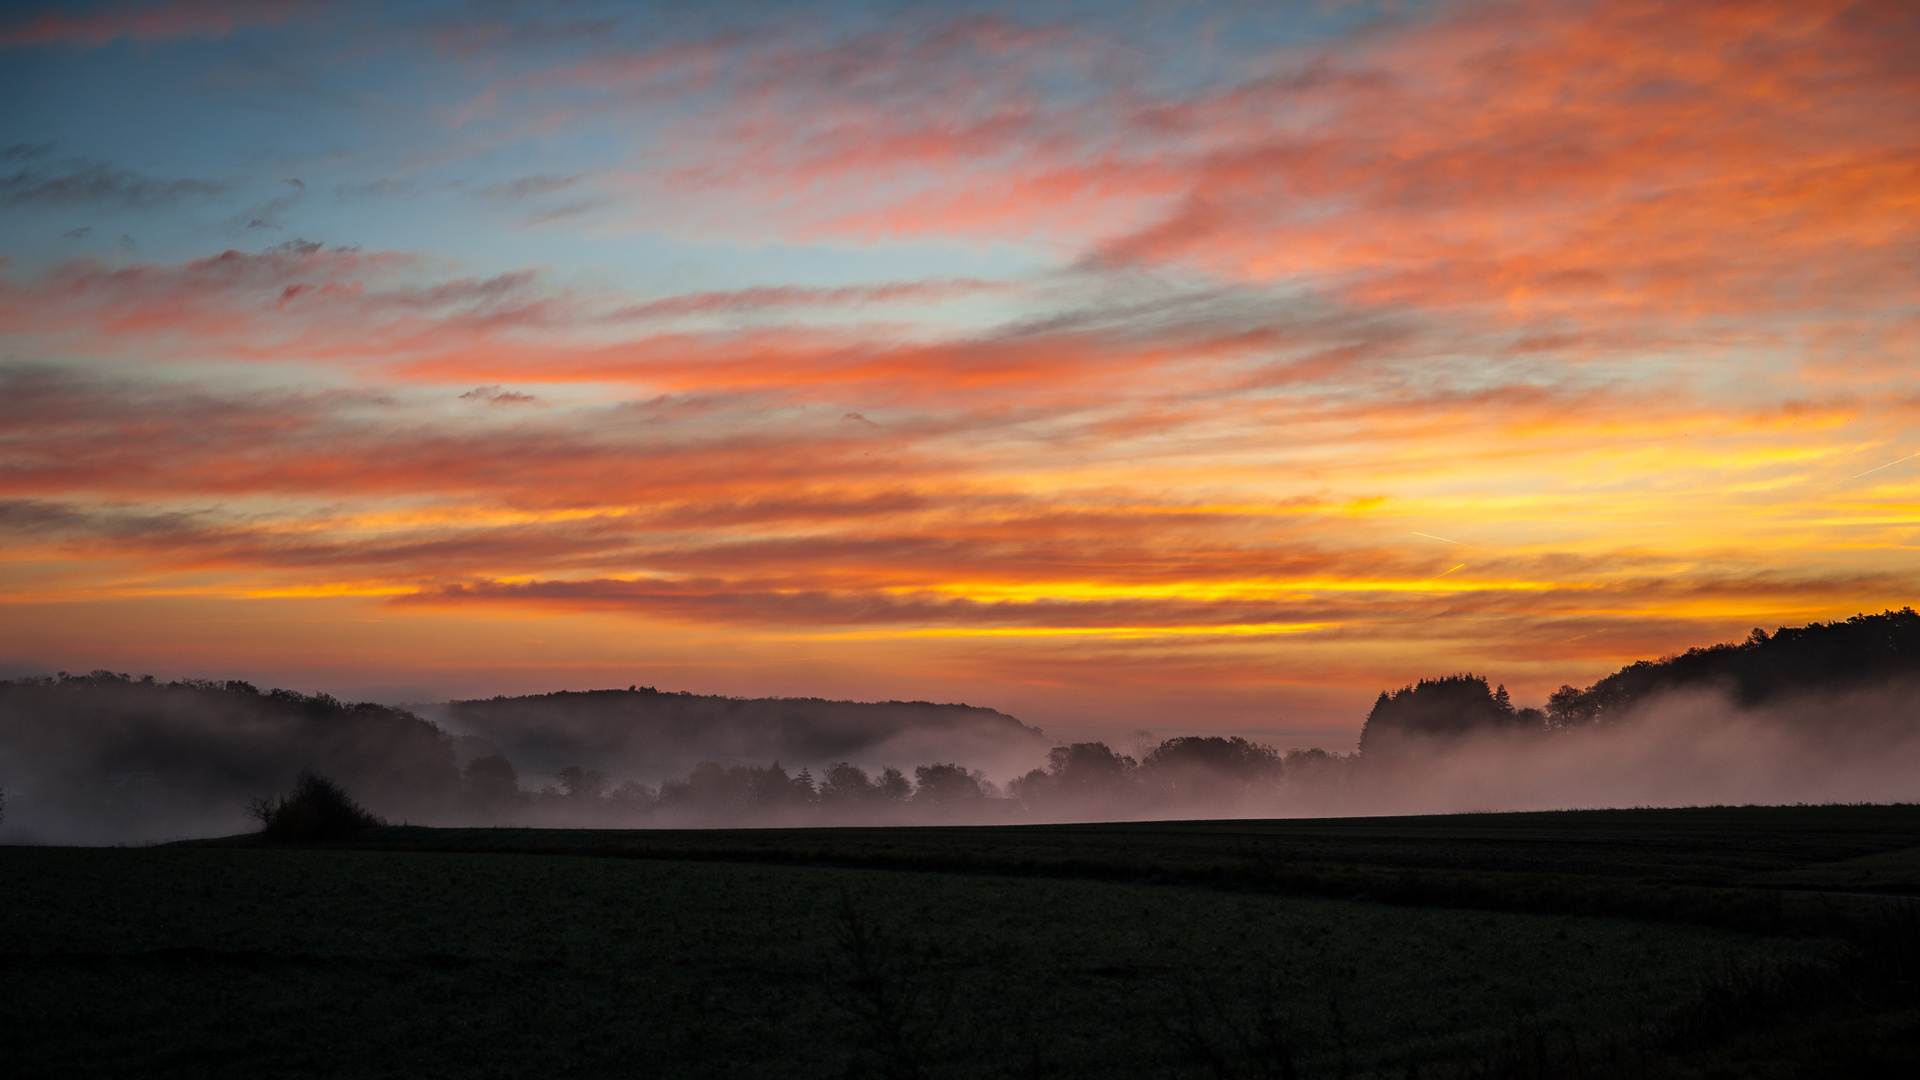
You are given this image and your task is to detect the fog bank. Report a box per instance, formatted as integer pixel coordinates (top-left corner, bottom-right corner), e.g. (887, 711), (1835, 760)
(1332, 682), (1920, 817)
(4, 673), (1919, 845)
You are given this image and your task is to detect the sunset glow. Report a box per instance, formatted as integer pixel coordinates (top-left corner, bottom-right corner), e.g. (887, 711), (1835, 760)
(3, 0), (1916, 742)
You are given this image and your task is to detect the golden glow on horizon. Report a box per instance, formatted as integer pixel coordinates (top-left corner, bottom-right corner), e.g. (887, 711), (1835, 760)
(793, 623), (1329, 641)
(906, 576), (1566, 603)
(3, 0), (1917, 730)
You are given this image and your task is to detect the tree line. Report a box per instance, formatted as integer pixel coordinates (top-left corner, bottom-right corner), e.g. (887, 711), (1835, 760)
(0, 670), (462, 842)
(450, 736), (1350, 827)
(6, 607), (1918, 839)
(0, 670), (1354, 834)
(1543, 607), (1920, 726)
(1358, 608), (1920, 754)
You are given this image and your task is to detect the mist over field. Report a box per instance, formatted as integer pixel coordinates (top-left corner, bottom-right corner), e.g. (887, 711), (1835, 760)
(2, 686), (1915, 845)
(5, 611), (1920, 844)
(1300, 682), (1920, 818)
(0, 677), (459, 845)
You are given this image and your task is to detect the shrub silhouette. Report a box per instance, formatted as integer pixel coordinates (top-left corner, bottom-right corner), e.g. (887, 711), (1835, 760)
(251, 769), (381, 843)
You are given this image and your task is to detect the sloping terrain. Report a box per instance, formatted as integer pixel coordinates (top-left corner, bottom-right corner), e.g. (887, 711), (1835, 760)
(440, 686), (1049, 783)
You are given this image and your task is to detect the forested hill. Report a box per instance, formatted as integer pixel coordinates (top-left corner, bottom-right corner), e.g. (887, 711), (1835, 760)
(1546, 608), (1920, 725)
(0, 672), (464, 842)
(0, 676), (1056, 841)
(1356, 609), (1920, 753)
(440, 687), (1048, 784)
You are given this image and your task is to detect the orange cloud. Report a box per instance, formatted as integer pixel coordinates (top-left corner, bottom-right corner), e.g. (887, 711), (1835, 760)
(5, 2), (1917, 732)
(1099, 1), (1920, 325)
(527, 0), (1916, 339)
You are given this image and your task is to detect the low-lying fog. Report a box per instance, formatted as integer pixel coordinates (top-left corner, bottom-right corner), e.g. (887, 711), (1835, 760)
(2, 672), (1917, 845)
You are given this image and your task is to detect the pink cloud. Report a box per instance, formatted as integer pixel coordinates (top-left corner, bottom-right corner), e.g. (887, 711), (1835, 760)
(478, 1), (1918, 334)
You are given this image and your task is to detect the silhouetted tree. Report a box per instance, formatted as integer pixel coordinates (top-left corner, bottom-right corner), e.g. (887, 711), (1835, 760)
(1049, 742), (1137, 791)
(744, 761), (816, 808)
(553, 764), (608, 798)
(1011, 741), (1138, 808)
(251, 769), (381, 844)
(1546, 683), (1590, 727)
(653, 760), (823, 821)
(1357, 674), (1533, 756)
(821, 761), (879, 802)
(876, 766), (912, 801)
(1280, 747), (1351, 793)
(658, 761), (749, 817)
(912, 763), (985, 804)
(1139, 736), (1282, 804)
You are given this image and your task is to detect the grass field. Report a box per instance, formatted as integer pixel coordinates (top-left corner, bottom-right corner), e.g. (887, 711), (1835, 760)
(4, 805), (1920, 1078)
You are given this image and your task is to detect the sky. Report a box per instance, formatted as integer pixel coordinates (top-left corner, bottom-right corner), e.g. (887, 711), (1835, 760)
(1, 0), (1916, 747)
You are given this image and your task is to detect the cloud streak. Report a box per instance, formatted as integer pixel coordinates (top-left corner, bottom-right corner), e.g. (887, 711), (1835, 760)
(0, 0), (308, 49)
(463, 0), (1915, 340)
(1, 160), (227, 211)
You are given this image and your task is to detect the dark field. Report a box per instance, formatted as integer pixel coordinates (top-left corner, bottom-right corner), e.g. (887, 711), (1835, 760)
(6, 806), (1920, 1078)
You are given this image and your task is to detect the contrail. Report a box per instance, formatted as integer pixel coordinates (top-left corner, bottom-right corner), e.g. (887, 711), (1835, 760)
(1849, 452), (1920, 480)
(1411, 531), (1464, 545)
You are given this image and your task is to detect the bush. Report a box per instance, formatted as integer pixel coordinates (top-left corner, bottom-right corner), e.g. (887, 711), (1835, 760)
(250, 769), (381, 844)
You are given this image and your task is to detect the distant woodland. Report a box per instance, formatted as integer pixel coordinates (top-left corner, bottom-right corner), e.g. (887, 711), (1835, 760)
(1359, 607), (1920, 753)
(2, 608), (1918, 840)
(436, 688), (1047, 790)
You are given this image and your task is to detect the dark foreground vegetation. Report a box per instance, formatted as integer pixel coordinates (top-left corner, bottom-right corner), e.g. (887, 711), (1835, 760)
(249, 769), (382, 844)
(5, 804), (1920, 1078)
